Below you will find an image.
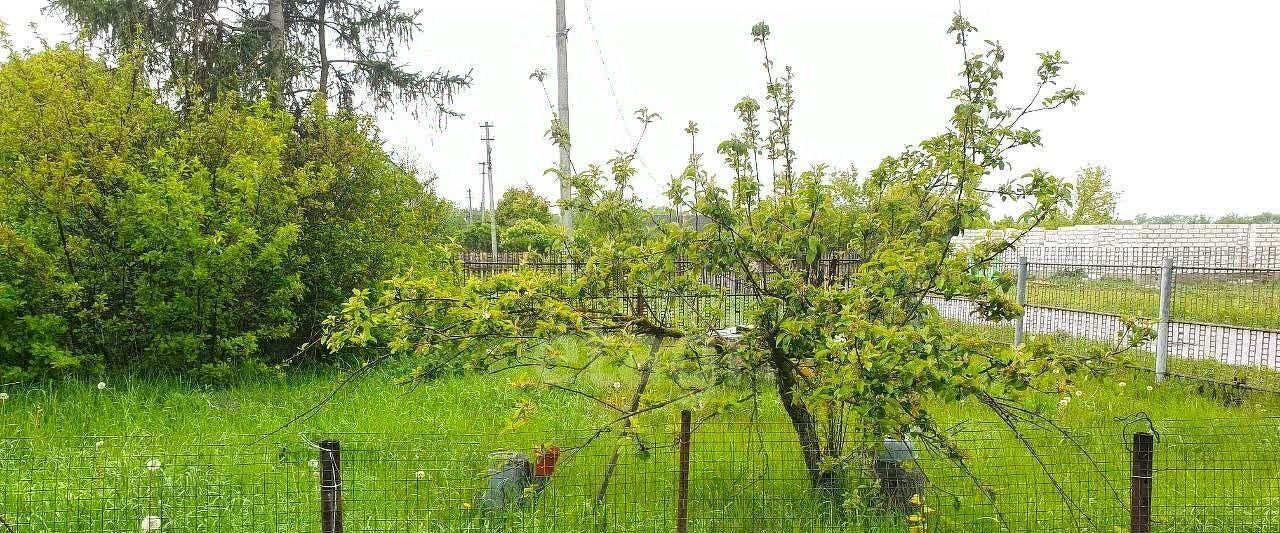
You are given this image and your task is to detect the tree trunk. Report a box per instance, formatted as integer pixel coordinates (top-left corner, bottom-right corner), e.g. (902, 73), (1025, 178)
(770, 345), (844, 494)
(317, 0), (329, 99)
(268, 0), (286, 105)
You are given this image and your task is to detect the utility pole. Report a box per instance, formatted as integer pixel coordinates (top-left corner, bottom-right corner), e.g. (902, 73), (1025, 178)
(686, 121), (699, 230)
(555, 0), (573, 234)
(481, 122), (499, 257)
(477, 162), (487, 225)
(465, 187), (473, 223)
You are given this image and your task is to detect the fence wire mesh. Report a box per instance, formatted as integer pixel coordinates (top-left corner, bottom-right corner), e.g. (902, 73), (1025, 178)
(4, 417), (1280, 532)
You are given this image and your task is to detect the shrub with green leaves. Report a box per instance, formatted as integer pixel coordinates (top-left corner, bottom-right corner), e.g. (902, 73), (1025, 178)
(0, 46), (455, 380)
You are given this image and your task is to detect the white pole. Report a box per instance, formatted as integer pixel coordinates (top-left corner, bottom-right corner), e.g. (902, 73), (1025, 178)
(1154, 257), (1174, 382)
(1014, 256), (1028, 347)
(482, 122), (499, 257)
(555, 0), (573, 234)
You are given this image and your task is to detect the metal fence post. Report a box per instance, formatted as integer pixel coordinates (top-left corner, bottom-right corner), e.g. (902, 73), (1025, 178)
(319, 440), (343, 533)
(1130, 432), (1154, 533)
(1014, 256), (1028, 347)
(676, 410), (691, 533)
(1155, 258), (1174, 382)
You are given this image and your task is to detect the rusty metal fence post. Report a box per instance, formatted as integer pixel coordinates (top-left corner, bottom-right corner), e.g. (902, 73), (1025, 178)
(676, 410), (692, 533)
(1130, 432), (1154, 533)
(319, 440), (343, 533)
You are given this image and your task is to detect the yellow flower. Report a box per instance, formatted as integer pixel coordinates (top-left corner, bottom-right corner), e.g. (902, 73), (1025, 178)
(909, 493), (923, 506)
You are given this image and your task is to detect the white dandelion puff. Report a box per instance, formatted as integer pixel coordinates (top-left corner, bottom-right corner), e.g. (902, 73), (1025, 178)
(97, 382), (107, 390)
(0, 392), (8, 401)
(1073, 390), (1083, 397)
(308, 459), (320, 470)
(1146, 385), (1154, 392)
(139, 515), (161, 531)
(1117, 382), (1127, 388)
(414, 470), (426, 480)
(145, 459), (162, 472)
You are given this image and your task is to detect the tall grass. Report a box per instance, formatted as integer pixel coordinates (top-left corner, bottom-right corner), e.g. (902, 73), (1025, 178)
(3, 348), (1280, 532)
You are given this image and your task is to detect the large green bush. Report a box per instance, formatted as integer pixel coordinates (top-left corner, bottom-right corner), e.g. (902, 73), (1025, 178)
(0, 47), (456, 380)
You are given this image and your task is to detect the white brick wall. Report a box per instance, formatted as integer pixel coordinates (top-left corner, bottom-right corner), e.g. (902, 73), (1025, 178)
(954, 224), (1280, 268)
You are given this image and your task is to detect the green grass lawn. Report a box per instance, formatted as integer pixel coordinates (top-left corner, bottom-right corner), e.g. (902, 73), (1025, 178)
(1026, 275), (1280, 330)
(3, 347), (1280, 532)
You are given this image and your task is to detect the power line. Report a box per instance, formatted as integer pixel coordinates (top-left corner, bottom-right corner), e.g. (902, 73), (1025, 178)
(581, 0), (663, 199)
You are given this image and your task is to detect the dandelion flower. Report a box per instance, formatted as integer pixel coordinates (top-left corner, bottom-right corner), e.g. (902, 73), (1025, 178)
(909, 493), (923, 506)
(95, 440), (104, 448)
(146, 459), (162, 472)
(1146, 386), (1154, 392)
(1117, 382), (1126, 388)
(1058, 397), (1071, 406)
(1074, 390), (1083, 397)
(0, 392), (8, 401)
(139, 515), (161, 531)
(462, 502), (473, 509)
(97, 382), (107, 391)
(611, 381), (622, 390)
(308, 459), (320, 470)
(414, 470), (426, 480)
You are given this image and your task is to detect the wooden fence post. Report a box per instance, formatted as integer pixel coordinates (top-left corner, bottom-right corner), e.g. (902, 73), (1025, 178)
(319, 440), (343, 533)
(1130, 432), (1154, 533)
(676, 410), (692, 533)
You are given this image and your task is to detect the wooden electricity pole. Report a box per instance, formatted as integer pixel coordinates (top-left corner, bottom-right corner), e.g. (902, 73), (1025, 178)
(481, 122), (499, 256)
(555, 0), (573, 234)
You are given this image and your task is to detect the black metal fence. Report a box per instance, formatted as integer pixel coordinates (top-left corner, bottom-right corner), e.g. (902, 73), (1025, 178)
(3, 416), (1277, 532)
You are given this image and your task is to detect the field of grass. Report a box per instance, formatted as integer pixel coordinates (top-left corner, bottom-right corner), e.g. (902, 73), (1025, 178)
(1026, 274), (1280, 330)
(4, 344), (1280, 532)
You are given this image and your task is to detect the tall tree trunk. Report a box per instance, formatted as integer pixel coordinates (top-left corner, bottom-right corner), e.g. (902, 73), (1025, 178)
(268, 0), (286, 105)
(317, 0), (329, 100)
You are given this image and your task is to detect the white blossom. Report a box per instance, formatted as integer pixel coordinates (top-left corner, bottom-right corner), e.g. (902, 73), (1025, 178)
(0, 392), (8, 401)
(146, 459), (162, 472)
(97, 382), (107, 390)
(139, 515), (161, 531)
(414, 470), (426, 480)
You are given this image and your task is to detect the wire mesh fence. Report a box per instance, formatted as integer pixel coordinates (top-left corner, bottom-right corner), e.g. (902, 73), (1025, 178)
(460, 248), (1280, 375)
(4, 416), (1279, 531)
(994, 246), (1280, 270)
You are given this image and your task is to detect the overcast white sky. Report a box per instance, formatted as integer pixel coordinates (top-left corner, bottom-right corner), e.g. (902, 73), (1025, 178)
(5, 1), (1279, 218)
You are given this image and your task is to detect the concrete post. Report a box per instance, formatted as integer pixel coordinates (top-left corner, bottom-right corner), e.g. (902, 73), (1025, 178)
(1013, 256), (1028, 347)
(1154, 258), (1174, 382)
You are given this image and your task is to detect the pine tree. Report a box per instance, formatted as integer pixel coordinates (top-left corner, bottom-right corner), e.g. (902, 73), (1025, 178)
(47, 0), (469, 115)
